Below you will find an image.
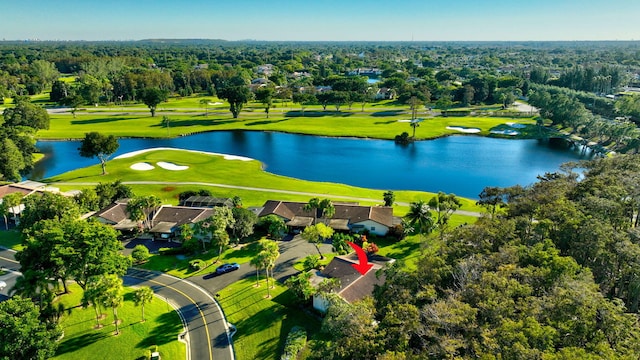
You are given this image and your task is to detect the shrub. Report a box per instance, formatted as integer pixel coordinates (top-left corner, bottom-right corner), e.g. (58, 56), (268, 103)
(302, 255), (320, 271)
(131, 244), (151, 264)
(189, 259), (206, 271)
(388, 223), (405, 240)
(281, 326), (307, 360)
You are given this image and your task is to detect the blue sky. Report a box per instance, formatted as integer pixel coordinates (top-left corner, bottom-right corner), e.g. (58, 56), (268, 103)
(3, 0), (639, 41)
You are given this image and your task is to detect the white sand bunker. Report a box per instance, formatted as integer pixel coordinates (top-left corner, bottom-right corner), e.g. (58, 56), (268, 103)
(115, 148), (254, 161)
(446, 126), (481, 133)
(157, 162), (189, 171)
(491, 129), (519, 136)
(397, 119), (412, 123)
(506, 122), (527, 129)
(130, 162), (155, 171)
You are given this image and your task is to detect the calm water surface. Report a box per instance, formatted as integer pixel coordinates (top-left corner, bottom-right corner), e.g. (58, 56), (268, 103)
(32, 131), (592, 199)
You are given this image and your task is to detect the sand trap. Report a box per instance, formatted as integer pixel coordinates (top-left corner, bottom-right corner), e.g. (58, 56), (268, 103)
(397, 120), (412, 123)
(130, 162), (155, 171)
(446, 126), (481, 133)
(157, 162), (189, 170)
(506, 122), (527, 129)
(491, 129), (519, 136)
(211, 102), (223, 105)
(114, 147), (254, 161)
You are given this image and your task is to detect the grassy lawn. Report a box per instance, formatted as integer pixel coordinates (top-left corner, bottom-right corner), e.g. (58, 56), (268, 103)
(218, 277), (321, 360)
(139, 240), (264, 278)
(52, 284), (185, 360)
(0, 229), (22, 251)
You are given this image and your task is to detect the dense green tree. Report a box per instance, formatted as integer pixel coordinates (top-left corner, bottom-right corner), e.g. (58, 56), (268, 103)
(140, 87), (168, 117)
(254, 86), (275, 118)
(0, 296), (61, 360)
(428, 192), (462, 240)
(19, 192), (80, 230)
(258, 214), (286, 239)
(131, 244), (151, 264)
(0, 138), (25, 182)
(195, 207), (235, 260)
(213, 72), (253, 118)
(284, 271), (315, 303)
(78, 131), (120, 175)
(292, 92), (316, 115)
(94, 180), (134, 208)
(301, 223), (333, 259)
(383, 190), (395, 206)
(231, 207), (257, 241)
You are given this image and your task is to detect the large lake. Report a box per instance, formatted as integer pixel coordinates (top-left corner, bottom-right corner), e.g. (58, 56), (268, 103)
(32, 131), (592, 199)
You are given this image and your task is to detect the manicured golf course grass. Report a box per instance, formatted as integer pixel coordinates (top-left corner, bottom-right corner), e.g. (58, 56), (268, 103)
(51, 284), (185, 360)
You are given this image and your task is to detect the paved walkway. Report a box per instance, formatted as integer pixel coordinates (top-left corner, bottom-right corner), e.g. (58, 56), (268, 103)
(51, 181), (483, 218)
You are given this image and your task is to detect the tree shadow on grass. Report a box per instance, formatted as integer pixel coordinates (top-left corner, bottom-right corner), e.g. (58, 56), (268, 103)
(371, 110), (405, 117)
(55, 331), (110, 356)
(284, 111), (353, 118)
(244, 118), (291, 126)
(136, 311), (184, 349)
(71, 117), (121, 125)
(231, 306), (285, 356)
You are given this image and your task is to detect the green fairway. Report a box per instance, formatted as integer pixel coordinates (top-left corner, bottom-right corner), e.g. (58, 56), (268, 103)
(218, 277), (320, 360)
(36, 94), (537, 141)
(52, 284), (185, 360)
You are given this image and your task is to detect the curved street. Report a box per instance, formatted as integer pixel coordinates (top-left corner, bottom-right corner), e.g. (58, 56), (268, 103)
(124, 269), (234, 360)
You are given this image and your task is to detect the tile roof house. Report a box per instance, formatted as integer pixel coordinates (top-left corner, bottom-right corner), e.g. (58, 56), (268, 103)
(93, 200), (139, 231)
(311, 253), (394, 313)
(147, 205), (213, 240)
(257, 200), (397, 236)
(0, 181), (64, 226)
(94, 201), (213, 240)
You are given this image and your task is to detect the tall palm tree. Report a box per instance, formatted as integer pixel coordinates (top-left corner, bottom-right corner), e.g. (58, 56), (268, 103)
(319, 198), (335, 225)
(133, 286), (154, 322)
(404, 200), (434, 235)
(250, 251), (267, 287)
(304, 198), (321, 225)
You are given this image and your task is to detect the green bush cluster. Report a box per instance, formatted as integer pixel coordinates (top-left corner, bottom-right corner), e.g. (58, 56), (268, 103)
(280, 326), (307, 360)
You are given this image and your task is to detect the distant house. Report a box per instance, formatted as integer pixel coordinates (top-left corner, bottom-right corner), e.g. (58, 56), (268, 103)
(310, 253), (394, 313)
(315, 85), (332, 93)
(375, 87), (395, 100)
(257, 200), (398, 236)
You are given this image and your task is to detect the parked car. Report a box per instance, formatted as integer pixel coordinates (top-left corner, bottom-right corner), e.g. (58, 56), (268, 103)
(215, 263), (240, 275)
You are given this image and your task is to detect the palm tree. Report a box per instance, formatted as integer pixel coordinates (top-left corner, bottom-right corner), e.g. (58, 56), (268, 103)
(404, 200), (434, 235)
(319, 198), (335, 225)
(250, 251), (267, 287)
(133, 286), (154, 322)
(100, 274), (124, 335)
(304, 198), (321, 225)
(258, 240), (280, 298)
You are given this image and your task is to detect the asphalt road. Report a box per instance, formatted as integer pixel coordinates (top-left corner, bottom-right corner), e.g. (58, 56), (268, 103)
(0, 248), (21, 301)
(124, 269), (234, 360)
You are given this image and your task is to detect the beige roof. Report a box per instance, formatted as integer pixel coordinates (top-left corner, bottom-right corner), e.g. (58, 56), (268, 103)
(151, 205), (213, 227)
(149, 221), (177, 234)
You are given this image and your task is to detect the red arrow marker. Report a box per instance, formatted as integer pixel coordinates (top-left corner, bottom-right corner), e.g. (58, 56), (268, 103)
(347, 241), (373, 276)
